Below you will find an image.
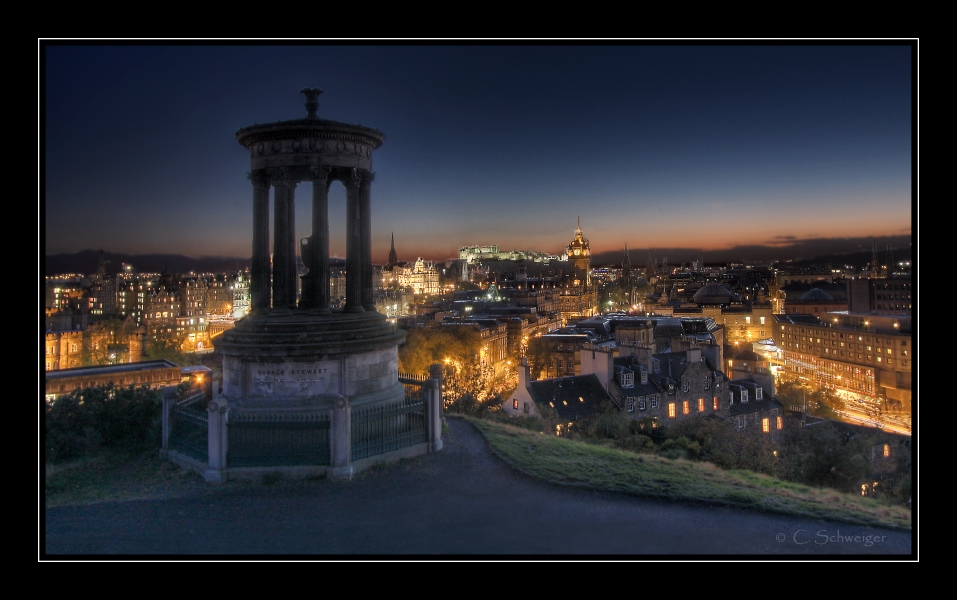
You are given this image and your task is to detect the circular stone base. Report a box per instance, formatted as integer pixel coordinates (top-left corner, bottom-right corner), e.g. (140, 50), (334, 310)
(213, 310), (406, 402)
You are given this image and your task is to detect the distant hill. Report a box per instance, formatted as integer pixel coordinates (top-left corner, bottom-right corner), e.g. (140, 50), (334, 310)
(44, 235), (914, 277)
(589, 235), (913, 269)
(44, 250), (250, 276)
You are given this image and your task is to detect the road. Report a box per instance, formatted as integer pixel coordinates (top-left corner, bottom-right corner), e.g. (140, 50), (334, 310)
(43, 417), (914, 558)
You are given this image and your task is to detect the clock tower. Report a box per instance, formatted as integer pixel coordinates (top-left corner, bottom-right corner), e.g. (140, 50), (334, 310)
(566, 217), (591, 286)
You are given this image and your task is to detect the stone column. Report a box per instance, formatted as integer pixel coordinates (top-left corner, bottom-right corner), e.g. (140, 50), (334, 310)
(286, 180), (298, 307)
(270, 168), (294, 311)
(311, 165), (332, 313)
(429, 362), (445, 451)
(248, 170), (271, 313)
(360, 171), (376, 311)
(343, 169), (364, 313)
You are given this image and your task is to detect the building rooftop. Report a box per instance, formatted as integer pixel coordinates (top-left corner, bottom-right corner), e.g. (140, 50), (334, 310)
(45, 359), (181, 380)
(527, 374), (612, 421)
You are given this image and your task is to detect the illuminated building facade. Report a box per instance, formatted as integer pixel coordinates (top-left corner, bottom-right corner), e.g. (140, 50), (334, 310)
(396, 257), (440, 296)
(773, 312), (912, 419)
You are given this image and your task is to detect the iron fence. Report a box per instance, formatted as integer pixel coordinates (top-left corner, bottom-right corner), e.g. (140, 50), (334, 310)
(352, 382), (428, 461)
(169, 397), (209, 463)
(227, 411), (331, 467)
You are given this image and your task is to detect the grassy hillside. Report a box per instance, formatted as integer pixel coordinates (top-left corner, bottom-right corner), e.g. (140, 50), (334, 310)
(464, 416), (912, 530)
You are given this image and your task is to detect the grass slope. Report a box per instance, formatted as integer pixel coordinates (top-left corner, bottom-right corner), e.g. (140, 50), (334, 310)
(465, 417), (912, 530)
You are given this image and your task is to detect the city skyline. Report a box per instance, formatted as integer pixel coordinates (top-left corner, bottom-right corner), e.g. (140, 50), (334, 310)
(42, 41), (915, 266)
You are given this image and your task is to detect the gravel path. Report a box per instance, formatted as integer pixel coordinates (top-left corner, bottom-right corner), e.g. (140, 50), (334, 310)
(43, 417), (914, 558)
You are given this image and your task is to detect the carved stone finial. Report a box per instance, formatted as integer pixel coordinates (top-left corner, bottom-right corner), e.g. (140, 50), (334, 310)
(300, 88), (324, 118)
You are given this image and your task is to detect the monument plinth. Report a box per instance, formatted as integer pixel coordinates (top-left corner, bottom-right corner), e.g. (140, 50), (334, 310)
(215, 311), (406, 410)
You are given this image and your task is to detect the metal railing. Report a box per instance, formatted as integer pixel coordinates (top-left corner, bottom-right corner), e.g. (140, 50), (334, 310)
(169, 395), (209, 462)
(227, 411), (331, 467)
(165, 370), (442, 477)
(351, 399), (427, 461)
(352, 379), (429, 461)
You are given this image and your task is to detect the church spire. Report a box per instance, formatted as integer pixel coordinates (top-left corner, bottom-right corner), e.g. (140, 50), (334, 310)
(388, 232), (398, 267)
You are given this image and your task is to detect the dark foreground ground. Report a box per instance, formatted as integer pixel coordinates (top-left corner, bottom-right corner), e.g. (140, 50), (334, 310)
(43, 417), (914, 559)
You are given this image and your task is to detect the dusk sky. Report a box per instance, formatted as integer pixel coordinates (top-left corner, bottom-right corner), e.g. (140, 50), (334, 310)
(42, 41), (915, 266)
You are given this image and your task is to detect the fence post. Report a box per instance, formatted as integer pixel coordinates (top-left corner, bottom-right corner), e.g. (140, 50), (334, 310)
(160, 394), (175, 458)
(329, 395), (354, 479)
(428, 363), (444, 451)
(204, 399), (227, 483)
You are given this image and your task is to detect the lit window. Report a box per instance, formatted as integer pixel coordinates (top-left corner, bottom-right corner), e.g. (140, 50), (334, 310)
(713, 397), (719, 411)
(668, 402), (676, 418)
(776, 416), (783, 430)
(698, 398), (705, 412)
(513, 399), (518, 410)
(682, 401), (690, 415)
(762, 418), (770, 433)
(883, 444), (890, 457)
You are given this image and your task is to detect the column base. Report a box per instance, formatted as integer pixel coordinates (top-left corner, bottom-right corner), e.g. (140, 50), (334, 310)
(329, 465), (354, 480)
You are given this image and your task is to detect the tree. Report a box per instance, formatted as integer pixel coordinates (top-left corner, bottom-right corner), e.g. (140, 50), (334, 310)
(773, 420), (871, 493)
(600, 283), (628, 312)
(525, 336), (551, 380)
(45, 383), (162, 463)
(145, 329), (197, 365)
(398, 325), (483, 376)
(399, 324), (510, 407)
(82, 317), (140, 366)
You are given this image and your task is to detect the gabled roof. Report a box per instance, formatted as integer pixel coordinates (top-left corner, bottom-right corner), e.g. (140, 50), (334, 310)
(728, 380), (784, 416)
(611, 370), (662, 397)
(728, 395), (784, 416)
(653, 318), (685, 339)
(528, 374), (612, 420)
(655, 353), (688, 380)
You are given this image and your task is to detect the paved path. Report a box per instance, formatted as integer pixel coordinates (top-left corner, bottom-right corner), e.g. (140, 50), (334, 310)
(43, 417), (913, 558)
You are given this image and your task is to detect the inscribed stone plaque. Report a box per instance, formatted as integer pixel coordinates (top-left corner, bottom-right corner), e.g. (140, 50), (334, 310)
(248, 361), (340, 398)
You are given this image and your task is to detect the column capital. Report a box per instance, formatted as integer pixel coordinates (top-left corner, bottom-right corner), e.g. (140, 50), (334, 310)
(309, 164), (332, 184)
(247, 170), (270, 190)
(340, 167), (361, 191)
(267, 167), (297, 189)
(359, 170), (375, 190)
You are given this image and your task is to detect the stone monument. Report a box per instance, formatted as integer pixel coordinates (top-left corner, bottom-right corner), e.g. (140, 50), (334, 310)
(204, 89), (439, 482)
